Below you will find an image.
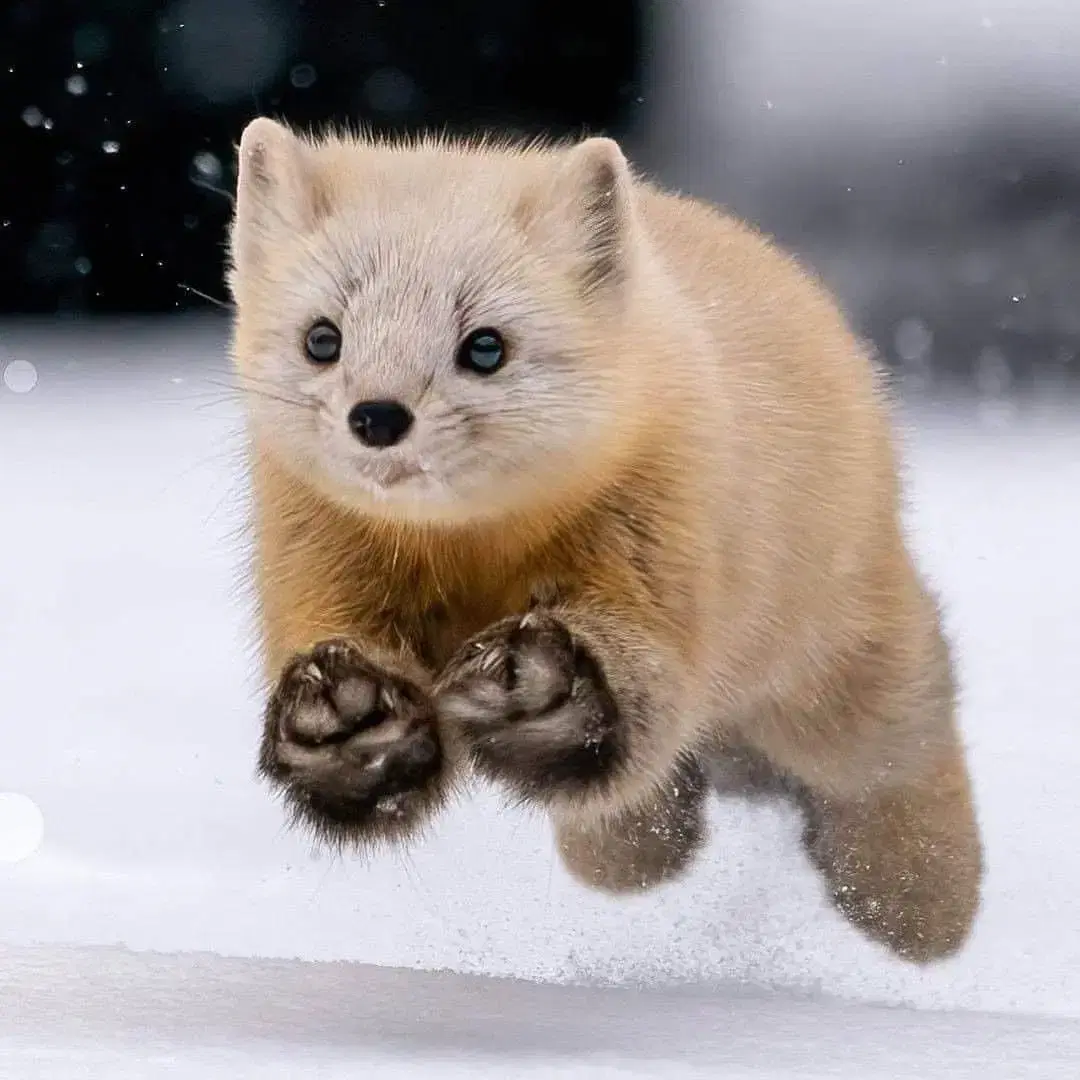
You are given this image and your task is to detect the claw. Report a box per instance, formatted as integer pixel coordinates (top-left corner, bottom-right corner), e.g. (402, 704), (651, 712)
(479, 646), (505, 674)
(376, 794), (406, 817)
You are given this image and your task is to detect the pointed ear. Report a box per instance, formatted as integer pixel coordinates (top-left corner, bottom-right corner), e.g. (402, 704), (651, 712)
(230, 117), (317, 273)
(530, 137), (637, 296)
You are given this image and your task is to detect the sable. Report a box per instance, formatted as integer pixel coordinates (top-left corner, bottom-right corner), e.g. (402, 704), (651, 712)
(227, 119), (983, 964)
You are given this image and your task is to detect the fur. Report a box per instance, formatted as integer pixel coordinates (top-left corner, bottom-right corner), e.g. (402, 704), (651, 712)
(227, 118), (983, 963)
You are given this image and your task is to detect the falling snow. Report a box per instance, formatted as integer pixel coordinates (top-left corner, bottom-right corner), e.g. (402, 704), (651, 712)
(289, 62), (317, 89)
(2, 359), (39, 394)
(192, 150), (222, 181)
(0, 795), (45, 864)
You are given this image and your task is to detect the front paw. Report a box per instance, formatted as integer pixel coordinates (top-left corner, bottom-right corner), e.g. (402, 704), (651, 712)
(434, 613), (623, 804)
(259, 639), (446, 848)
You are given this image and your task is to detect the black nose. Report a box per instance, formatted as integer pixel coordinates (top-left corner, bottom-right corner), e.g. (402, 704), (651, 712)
(347, 400), (414, 448)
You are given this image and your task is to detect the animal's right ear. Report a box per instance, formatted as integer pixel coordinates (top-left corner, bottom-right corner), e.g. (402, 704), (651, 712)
(231, 117), (317, 272)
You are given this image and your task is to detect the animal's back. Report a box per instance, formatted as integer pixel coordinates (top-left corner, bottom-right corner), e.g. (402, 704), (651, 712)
(633, 183), (909, 690)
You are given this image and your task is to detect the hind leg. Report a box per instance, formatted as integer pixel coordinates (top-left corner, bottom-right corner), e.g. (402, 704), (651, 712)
(796, 744), (980, 963)
(736, 600), (983, 962)
(554, 756), (710, 894)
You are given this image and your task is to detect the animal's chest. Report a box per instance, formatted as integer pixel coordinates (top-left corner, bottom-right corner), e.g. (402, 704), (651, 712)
(383, 569), (545, 674)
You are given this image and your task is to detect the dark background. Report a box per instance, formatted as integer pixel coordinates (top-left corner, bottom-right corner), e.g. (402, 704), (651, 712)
(0, 0), (643, 315)
(4, 0), (1080, 390)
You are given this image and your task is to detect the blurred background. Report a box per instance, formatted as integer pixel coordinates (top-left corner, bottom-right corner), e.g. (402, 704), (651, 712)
(2, 4), (1080, 1034)
(4, 0), (1080, 396)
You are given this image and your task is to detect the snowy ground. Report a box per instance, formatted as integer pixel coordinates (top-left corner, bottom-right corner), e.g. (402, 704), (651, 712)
(1, 317), (1079, 1076)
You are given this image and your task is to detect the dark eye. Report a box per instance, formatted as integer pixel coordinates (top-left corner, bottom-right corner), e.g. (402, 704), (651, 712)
(457, 328), (505, 375)
(305, 319), (342, 364)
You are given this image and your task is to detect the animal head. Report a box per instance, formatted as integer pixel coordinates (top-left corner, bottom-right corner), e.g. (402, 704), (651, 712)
(227, 118), (661, 527)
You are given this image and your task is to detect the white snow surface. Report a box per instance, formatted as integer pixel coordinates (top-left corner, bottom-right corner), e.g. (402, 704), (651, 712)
(1, 318), (1079, 1076)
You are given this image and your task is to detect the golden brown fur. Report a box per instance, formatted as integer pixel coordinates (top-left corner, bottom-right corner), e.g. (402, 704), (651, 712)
(227, 117), (983, 963)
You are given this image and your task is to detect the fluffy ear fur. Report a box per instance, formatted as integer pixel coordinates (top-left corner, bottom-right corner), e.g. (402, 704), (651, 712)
(528, 136), (638, 296)
(230, 117), (317, 276)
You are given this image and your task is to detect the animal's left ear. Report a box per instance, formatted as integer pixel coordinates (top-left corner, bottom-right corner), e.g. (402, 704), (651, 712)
(529, 136), (638, 296)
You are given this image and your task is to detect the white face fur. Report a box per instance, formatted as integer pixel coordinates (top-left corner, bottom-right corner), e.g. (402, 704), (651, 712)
(227, 120), (644, 527)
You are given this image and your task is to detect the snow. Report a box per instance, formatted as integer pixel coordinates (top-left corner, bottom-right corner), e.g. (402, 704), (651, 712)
(1, 316), (1079, 1075)
(3, 946), (1078, 1079)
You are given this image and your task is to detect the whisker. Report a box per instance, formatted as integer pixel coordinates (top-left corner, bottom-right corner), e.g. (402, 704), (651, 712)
(192, 176), (235, 203)
(190, 395), (243, 412)
(202, 376), (314, 412)
(243, 388), (316, 411)
(178, 282), (235, 310)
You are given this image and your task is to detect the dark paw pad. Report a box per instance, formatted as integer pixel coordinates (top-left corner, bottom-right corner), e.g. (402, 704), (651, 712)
(434, 613), (622, 803)
(259, 639), (444, 846)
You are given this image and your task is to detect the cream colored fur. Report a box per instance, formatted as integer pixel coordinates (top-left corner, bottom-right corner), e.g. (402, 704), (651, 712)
(228, 118), (983, 964)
